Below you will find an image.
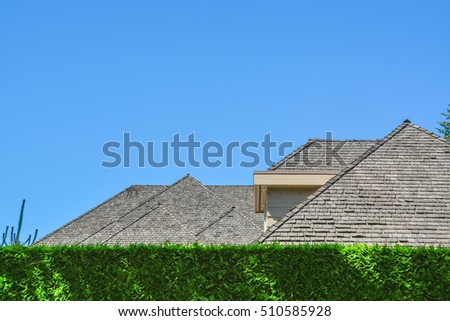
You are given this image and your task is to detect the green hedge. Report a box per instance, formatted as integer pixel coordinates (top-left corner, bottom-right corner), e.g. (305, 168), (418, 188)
(1, 244), (449, 300)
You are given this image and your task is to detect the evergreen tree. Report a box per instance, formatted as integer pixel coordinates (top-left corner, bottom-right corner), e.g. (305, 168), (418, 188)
(436, 105), (450, 141)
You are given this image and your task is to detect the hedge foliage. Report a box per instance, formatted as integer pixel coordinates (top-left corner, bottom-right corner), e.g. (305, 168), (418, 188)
(0, 244), (449, 300)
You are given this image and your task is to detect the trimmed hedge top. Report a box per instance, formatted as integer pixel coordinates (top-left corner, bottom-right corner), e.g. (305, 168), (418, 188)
(1, 244), (449, 300)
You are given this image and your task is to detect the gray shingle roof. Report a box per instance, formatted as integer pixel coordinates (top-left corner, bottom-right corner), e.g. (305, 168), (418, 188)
(206, 185), (262, 227)
(37, 121), (450, 247)
(260, 121), (450, 246)
(37, 175), (263, 245)
(270, 139), (380, 172)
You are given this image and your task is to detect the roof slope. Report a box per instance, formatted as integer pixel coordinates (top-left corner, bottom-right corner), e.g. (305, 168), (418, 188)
(207, 185), (262, 227)
(260, 121), (450, 246)
(270, 139), (380, 172)
(37, 175), (263, 245)
(36, 185), (167, 245)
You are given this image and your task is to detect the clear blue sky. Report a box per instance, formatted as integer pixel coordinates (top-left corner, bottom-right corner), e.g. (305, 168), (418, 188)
(1, 0), (449, 240)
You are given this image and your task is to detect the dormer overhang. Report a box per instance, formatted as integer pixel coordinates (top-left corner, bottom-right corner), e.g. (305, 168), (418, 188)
(253, 170), (338, 213)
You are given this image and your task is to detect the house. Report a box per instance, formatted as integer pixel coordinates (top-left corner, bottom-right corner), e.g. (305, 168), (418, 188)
(37, 120), (450, 246)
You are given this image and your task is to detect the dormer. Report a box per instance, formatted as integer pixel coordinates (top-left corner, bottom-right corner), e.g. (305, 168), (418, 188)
(254, 138), (381, 231)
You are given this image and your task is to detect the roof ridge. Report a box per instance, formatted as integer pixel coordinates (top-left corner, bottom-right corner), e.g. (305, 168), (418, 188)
(169, 173), (193, 185)
(268, 137), (381, 172)
(229, 205), (264, 232)
(133, 174), (193, 198)
(100, 205), (160, 244)
(50, 175), (193, 245)
(95, 190), (203, 245)
(259, 120), (411, 243)
(268, 140), (315, 171)
(159, 176), (263, 242)
(131, 174), (193, 194)
(408, 122), (450, 146)
(89, 174), (201, 244)
(78, 175), (195, 244)
(158, 202), (200, 242)
(199, 182), (262, 231)
(154, 175), (263, 238)
(194, 206), (236, 237)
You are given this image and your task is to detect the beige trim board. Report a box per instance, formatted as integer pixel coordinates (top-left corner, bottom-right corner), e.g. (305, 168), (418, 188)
(254, 185), (265, 213)
(254, 172), (335, 186)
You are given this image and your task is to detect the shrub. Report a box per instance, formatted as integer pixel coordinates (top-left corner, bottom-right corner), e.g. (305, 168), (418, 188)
(0, 244), (449, 300)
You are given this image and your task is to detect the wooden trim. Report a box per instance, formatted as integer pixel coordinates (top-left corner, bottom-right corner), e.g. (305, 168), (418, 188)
(254, 173), (335, 186)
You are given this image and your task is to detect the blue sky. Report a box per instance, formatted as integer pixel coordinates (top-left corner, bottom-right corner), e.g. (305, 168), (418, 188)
(1, 1), (449, 240)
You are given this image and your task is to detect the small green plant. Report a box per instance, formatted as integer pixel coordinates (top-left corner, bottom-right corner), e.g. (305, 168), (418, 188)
(1, 199), (38, 247)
